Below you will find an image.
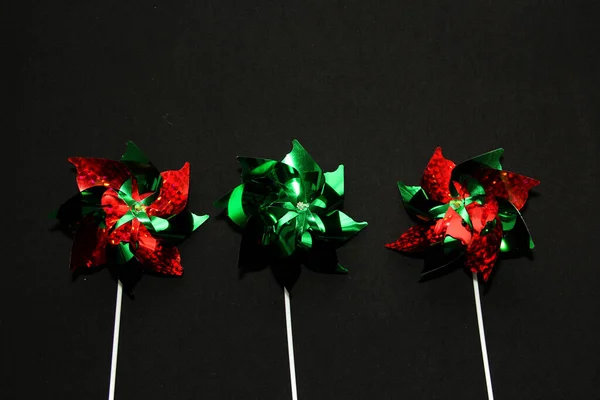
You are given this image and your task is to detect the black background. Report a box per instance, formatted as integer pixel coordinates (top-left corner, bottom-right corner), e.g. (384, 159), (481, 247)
(7, 1), (599, 399)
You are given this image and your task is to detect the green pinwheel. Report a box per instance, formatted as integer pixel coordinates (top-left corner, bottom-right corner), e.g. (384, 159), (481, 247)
(216, 140), (367, 276)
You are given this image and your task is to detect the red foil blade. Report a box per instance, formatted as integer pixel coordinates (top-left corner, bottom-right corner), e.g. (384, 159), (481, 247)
(69, 157), (130, 192)
(465, 217), (503, 281)
(470, 167), (540, 210)
(385, 224), (444, 252)
(421, 147), (456, 203)
(147, 162), (190, 218)
(70, 217), (108, 270)
(135, 225), (183, 276)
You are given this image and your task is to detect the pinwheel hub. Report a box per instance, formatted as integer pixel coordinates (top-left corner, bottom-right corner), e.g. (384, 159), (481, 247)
(296, 201), (309, 212)
(449, 198), (464, 209)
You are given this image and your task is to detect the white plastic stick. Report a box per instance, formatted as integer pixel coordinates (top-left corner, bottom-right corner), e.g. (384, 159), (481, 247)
(472, 272), (494, 400)
(284, 287), (298, 400)
(108, 280), (123, 400)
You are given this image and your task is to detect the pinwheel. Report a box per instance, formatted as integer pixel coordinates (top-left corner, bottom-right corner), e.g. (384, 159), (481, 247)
(216, 139), (367, 400)
(216, 139), (367, 275)
(386, 147), (539, 400)
(386, 147), (539, 280)
(55, 141), (207, 400)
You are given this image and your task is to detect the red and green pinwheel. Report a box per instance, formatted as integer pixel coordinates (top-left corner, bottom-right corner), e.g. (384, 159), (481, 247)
(56, 142), (207, 285)
(386, 147), (539, 281)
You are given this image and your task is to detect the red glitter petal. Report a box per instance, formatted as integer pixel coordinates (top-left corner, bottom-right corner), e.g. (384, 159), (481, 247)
(440, 207), (472, 245)
(110, 220), (139, 245)
(134, 225), (183, 275)
(385, 224), (445, 252)
(465, 217), (503, 281)
(147, 162), (190, 218)
(70, 217), (108, 270)
(101, 189), (129, 229)
(421, 147), (456, 203)
(69, 157), (131, 192)
(470, 167), (539, 210)
(466, 198), (499, 234)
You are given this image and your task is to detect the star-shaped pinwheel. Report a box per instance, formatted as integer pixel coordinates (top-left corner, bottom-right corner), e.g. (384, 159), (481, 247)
(386, 147), (539, 281)
(216, 140), (367, 285)
(56, 141), (208, 288)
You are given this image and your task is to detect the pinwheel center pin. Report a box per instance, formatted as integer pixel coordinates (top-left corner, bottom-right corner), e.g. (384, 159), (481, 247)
(133, 203), (146, 213)
(449, 198), (463, 209)
(296, 201), (309, 211)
